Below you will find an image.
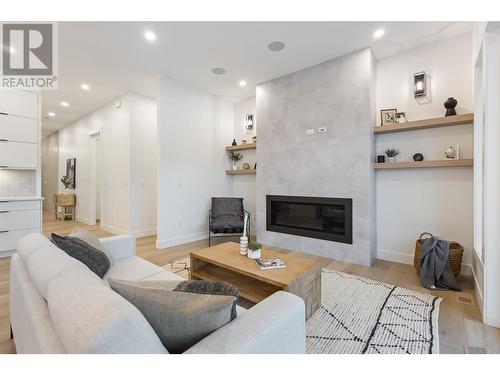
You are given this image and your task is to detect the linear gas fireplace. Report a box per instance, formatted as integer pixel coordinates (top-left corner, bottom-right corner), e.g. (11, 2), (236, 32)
(266, 195), (352, 244)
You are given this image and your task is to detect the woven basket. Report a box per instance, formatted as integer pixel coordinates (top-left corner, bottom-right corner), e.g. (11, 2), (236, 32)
(414, 232), (464, 277)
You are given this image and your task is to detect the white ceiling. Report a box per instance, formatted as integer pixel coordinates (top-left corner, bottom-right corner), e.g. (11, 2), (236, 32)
(41, 21), (472, 136)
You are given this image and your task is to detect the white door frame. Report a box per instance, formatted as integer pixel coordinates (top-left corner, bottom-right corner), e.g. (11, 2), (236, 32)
(88, 129), (103, 226)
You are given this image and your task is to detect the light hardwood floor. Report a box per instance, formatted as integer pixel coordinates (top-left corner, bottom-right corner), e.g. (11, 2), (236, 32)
(0, 213), (499, 354)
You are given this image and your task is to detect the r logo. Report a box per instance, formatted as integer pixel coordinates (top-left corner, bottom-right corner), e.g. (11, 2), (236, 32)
(2, 23), (53, 76)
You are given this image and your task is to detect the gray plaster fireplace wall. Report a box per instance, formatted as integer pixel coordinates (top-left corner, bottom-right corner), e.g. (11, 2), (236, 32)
(256, 48), (377, 266)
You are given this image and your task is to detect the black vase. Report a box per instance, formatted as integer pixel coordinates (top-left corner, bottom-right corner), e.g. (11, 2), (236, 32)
(444, 97), (458, 117)
(232, 139), (237, 146)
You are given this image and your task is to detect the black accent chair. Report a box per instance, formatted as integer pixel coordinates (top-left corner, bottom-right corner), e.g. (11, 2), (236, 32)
(208, 197), (250, 247)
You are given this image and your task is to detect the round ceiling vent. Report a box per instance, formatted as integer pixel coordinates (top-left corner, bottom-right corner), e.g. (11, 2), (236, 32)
(211, 67), (227, 75)
(267, 41), (285, 52)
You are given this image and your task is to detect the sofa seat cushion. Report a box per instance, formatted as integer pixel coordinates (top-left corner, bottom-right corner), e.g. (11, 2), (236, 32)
(104, 256), (164, 282)
(47, 266), (167, 354)
(210, 214), (244, 234)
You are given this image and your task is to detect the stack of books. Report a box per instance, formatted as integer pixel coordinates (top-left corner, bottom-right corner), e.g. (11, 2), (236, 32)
(255, 257), (286, 270)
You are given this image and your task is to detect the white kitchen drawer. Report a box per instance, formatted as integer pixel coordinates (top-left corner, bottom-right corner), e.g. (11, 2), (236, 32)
(0, 200), (41, 211)
(0, 209), (40, 231)
(0, 90), (38, 119)
(0, 114), (38, 143)
(0, 227), (40, 253)
(0, 141), (37, 169)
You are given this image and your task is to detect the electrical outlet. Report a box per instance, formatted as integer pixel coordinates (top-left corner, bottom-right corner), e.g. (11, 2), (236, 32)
(306, 128), (315, 136)
(318, 127), (327, 133)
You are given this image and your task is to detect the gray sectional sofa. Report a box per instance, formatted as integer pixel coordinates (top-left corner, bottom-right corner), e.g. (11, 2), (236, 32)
(10, 233), (305, 354)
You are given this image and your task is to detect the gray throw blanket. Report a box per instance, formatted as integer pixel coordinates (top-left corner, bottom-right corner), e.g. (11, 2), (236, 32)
(419, 236), (462, 291)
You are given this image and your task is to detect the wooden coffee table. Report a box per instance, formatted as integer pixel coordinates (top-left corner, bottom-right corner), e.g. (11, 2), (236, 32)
(190, 242), (321, 320)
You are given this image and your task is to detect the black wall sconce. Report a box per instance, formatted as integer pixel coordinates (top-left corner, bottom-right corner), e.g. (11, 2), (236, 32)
(414, 71), (426, 98)
(245, 114), (254, 130)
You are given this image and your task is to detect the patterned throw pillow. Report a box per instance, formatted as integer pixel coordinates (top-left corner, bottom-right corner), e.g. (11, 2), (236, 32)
(51, 233), (111, 278)
(108, 278), (238, 353)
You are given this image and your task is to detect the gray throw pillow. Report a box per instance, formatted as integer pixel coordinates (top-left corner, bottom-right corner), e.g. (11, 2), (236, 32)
(51, 233), (111, 278)
(108, 278), (238, 353)
(69, 227), (113, 265)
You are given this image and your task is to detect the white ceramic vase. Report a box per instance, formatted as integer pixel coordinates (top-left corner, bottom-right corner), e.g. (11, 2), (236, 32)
(388, 157), (395, 163)
(239, 236), (248, 256)
(232, 161), (238, 170)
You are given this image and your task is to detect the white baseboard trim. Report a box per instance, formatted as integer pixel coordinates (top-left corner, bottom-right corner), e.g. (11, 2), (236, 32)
(377, 248), (472, 277)
(100, 224), (156, 238)
(0, 249), (15, 258)
(76, 216), (92, 225)
(130, 228), (157, 238)
(156, 231), (208, 249)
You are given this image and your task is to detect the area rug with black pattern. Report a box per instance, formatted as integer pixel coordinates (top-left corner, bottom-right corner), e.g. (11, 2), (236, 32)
(306, 270), (441, 354)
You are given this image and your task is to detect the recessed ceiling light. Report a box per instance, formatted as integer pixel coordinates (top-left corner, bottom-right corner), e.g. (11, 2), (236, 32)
(373, 29), (385, 39)
(239, 80), (247, 87)
(144, 31), (156, 41)
(60, 101), (69, 107)
(267, 41), (286, 52)
(212, 67), (226, 75)
(80, 83), (90, 90)
(47, 112), (55, 117)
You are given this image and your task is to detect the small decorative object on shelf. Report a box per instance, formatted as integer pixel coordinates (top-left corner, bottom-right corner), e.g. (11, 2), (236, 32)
(229, 151), (243, 170)
(395, 112), (407, 123)
(242, 140), (247, 144)
(413, 153), (424, 162)
(60, 175), (73, 192)
(444, 97), (458, 116)
(242, 162), (250, 170)
(252, 136), (257, 143)
(232, 139), (237, 146)
(385, 148), (400, 163)
(380, 109), (397, 126)
(247, 241), (262, 259)
(444, 145), (460, 160)
(254, 163), (257, 169)
(377, 155), (385, 163)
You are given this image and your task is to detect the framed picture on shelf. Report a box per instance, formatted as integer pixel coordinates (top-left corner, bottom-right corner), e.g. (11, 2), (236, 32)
(380, 108), (397, 126)
(395, 112), (407, 123)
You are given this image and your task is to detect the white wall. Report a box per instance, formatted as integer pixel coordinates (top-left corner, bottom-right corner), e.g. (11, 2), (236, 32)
(129, 93), (158, 236)
(41, 131), (59, 213)
(232, 97), (257, 234)
(157, 76), (232, 248)
(58, 93), (157, 236)
(376, 33), (474, 274)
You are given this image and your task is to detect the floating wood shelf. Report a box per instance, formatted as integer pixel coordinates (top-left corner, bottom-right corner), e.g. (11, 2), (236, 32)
(226, 169), (256, 175)
(373, 113), (474, 134)
(373, 159), (473, 170)
(226, 143), (256, 151)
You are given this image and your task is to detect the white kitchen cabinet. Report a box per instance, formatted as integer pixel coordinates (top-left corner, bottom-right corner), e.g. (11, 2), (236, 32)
(0, 90), (38, 119)
(0, 114), (38, 143)
(0, 198), (42, 257)
(0, 141), (37, 169)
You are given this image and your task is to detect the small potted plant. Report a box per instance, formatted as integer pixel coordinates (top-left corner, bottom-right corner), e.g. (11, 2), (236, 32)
(385, 148), (400, 163)
(60, 175), (73, 192)
(247, 241), (262, 259)
(229, 151), (243, 170)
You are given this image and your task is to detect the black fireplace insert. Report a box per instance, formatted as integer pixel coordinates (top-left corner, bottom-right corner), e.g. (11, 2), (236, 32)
(266, 195), (352, 244)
